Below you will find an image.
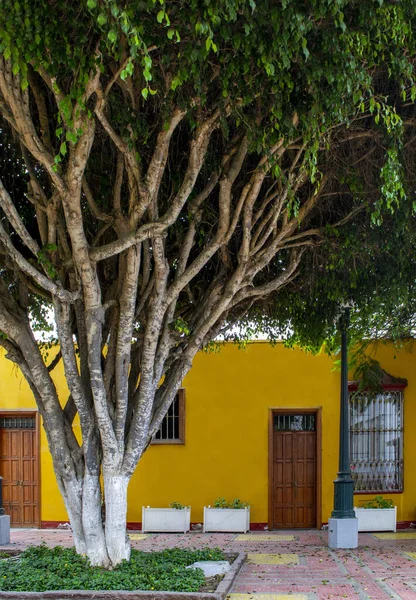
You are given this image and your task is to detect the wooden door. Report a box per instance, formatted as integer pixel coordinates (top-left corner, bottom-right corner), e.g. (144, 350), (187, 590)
(271, 412), (317, 529)
(0, 415), (39, 527)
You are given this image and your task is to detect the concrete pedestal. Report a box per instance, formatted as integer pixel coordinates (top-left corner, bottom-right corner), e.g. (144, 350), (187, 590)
(328, 517), (358, 549)
(0, 515), (10, 544)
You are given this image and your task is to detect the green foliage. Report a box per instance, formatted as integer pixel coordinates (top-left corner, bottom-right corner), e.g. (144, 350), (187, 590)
(240, 194), (416, 357)
(0, 545), (225, 592)
(37, 244), (58, 280)
(171, 317), (190, 336)
(1, 0), (415, 153)
(362, 496), (394, 509)
(169, 501), (187, 509)
(213, 497), (249, 509)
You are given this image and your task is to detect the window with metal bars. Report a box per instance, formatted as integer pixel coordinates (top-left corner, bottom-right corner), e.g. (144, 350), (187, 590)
(0, 416), (36, 429)
(152, 390), (185, 444)
(349, 390), (404, 492)
(274, 413), (316, 431)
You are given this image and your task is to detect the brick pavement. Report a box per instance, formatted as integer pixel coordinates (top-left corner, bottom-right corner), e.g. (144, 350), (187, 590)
(1, 529), (416, 599)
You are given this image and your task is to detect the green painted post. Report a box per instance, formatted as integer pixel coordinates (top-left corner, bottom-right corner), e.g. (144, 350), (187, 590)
(331, 308), (355, 519)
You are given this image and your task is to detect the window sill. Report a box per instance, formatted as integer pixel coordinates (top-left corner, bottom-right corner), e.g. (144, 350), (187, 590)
(151, 439), (185, 445)
(353, 490), (403, 495)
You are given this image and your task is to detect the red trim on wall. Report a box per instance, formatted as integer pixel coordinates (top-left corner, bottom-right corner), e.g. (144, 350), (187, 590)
(321, 520), (413, 530)
(41, 521), (269, 531)
(248, 522), (268, 531)
(41, 521), (71, 529)
(348, 382), (407, 392)
(397, 521), (413, 530)
(127, 522), (142, 531)
(42, 520), (415, 531)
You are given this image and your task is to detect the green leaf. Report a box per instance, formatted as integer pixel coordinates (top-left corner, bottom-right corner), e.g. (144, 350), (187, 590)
(97, 13), (107, 26)
(302, 37), (309, 59)
(141, 87), (149, 99)
(108, 30), (117, 44)
(157, 10), (164, 23)
(59, 142), (67, 156)
(87, 0), (96, 8)
(171, 75), (182, 90)
(66, 131), (78, 144)
(120, 61), (134, 80)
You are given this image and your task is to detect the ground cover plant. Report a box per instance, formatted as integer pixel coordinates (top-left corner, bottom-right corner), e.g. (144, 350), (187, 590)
(0, 545), (225, 592)
(1, 0), (416, 567)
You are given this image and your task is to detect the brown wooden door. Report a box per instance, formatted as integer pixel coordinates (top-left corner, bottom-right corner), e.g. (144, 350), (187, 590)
(0, 416), (39, 527)
(271, 412), (317, 529)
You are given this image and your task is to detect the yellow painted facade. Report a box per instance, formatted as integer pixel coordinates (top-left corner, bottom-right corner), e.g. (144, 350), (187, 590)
(0, 341), (415, 526)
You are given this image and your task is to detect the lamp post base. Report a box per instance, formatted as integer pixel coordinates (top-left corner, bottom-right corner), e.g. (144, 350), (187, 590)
(328, 517), (358, 549)
(0, 514), (10, 544)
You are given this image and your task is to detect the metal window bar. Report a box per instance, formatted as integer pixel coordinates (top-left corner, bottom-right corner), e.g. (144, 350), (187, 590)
(0, 417), (36, 429)
(349, 390), (404, 492)
(154, 396), (180, 440)
(274, 414), (316, 431)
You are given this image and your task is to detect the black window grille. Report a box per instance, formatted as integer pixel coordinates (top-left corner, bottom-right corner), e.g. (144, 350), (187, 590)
(153, 390), (185, 444)
(0, 416), (36, 429)
(274, 413), (316, 431)
(349, 390), (404, 492)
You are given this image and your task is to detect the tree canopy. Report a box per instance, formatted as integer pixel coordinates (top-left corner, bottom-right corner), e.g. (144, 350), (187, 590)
(0, 0), (415, 567)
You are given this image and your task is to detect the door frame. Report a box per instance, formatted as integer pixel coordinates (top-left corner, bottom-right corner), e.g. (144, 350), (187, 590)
(0, 409), (41, 528)
(268, 407), (322, 530)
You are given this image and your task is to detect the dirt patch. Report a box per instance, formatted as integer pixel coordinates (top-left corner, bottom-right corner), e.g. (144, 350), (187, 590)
(197, 552), (239, 592)
(198, 574), (223, 593)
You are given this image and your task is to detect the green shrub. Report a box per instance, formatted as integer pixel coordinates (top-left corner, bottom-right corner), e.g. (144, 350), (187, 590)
(169, 501), (187, 509)
(362, 495), (394, 509)
(213, 497), (249, 509)
(0, 545), (225, 592)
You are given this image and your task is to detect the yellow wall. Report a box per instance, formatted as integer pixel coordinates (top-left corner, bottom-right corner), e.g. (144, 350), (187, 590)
(0, 349), (70, 522)
(1, 341), (415, 526)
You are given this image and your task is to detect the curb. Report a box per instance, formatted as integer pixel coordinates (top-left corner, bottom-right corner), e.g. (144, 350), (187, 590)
(0, 553), (246, 600)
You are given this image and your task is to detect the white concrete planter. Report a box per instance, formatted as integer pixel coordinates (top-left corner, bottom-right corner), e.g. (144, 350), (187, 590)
(354, 507), (397, 532)
(203, 506), (250, 532)
(142, 506), (191, 533)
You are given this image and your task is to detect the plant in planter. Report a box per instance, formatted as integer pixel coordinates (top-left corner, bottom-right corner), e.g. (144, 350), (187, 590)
(142, 502), (191, 533)
(354, 496), (397, 532)
(204, 498), (250, 533)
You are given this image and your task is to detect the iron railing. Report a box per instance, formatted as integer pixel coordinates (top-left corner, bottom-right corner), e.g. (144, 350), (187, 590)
(349, 390), (404, 492)
(274, 413), (316, 431)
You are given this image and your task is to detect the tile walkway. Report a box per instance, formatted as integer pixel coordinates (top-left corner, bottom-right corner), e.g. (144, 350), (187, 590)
(2, 528), (416, 599)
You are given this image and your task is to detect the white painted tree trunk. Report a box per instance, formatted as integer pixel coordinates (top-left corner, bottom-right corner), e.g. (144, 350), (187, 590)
(104, 474), (131, 565)
(82, 474), (110, 567)
(60, 473), (131, 567)
(60, 477), (88, 557)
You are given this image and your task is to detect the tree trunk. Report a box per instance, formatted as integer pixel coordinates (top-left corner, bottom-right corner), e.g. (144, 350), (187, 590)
(82, 474), (111, 567)
(59, 472), (130, 567)
(104, 474), (131, 565)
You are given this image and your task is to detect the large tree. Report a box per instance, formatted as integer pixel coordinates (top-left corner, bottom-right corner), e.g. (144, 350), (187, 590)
(0, 0), (415, 567)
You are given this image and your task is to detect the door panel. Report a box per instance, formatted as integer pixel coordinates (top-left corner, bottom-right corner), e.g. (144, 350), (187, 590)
(0, 416), (38, 528)
(272, 413), (317, 529)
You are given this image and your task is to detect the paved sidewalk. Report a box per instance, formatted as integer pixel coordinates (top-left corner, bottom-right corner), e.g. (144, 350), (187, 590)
(2, 529), (416, 599)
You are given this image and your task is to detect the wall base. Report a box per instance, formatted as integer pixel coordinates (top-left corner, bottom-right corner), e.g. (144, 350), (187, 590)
(0, 515), (10, 544)
(41, 521), (269, 531)
(328, 517), (358, 549)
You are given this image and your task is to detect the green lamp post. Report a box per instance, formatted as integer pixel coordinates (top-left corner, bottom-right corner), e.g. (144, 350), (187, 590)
(331, 307), (355, 519)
